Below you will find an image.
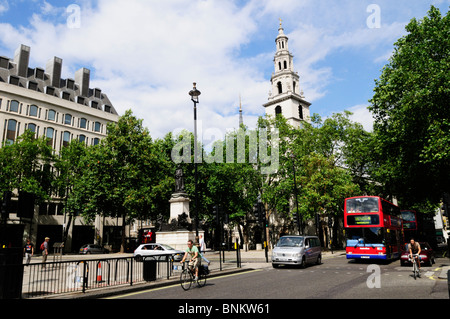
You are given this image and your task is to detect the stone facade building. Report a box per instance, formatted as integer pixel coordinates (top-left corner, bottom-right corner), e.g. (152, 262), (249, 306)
(0, 44), (122, 252)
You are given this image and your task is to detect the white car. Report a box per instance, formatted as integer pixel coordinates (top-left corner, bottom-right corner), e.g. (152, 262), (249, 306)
(134, 243), (185, 262)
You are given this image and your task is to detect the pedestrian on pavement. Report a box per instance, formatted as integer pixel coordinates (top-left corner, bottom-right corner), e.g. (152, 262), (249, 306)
(23, 238), (34, 265)
(199, 235), (206, 254)
(197, 235), (210, 265)
(41, 237), (50, 269)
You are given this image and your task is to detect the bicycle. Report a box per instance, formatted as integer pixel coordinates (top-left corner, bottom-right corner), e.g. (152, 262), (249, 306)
(409, 253), (420, 279)
(180, 262), (208, 291)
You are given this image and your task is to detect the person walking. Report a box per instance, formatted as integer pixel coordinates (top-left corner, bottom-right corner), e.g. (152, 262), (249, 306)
(23, 238), (34, 265)
(41, 237), (50, 269)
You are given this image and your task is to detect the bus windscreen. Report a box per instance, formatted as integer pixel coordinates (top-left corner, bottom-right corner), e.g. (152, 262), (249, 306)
(346, 197), (379, 214)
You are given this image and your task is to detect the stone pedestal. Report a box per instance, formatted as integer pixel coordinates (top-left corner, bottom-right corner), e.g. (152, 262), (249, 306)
(156, 230), (204, 250)
(168, 193), (191, 224)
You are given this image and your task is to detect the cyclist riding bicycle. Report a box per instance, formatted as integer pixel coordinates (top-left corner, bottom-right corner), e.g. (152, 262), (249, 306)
(180, 239), (201, 281)
(408, 238), (421, 272)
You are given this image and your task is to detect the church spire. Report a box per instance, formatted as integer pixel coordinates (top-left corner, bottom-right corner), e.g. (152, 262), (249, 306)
(262, 20), (311, 127)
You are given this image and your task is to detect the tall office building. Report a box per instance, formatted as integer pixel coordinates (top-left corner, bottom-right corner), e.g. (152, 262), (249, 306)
(0, 44), (121, 251)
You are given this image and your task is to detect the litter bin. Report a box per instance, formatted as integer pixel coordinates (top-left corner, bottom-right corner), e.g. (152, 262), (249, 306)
(0, 248), (24, 299)
(143, 257), (157, 281)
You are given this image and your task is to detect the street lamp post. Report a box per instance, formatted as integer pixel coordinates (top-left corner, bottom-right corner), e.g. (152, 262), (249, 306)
(189, 83), (201, 238)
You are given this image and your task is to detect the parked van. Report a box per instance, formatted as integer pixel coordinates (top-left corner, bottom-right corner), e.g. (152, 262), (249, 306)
(271, 235), (322, 268)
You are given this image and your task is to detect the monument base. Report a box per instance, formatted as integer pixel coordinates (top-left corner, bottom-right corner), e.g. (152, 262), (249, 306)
(156, 230), (204, 250)
(169, 193), (191, 224)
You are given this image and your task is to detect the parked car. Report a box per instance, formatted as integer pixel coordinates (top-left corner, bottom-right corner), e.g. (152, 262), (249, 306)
(134, 243), (185, 262)
(272, 235), (322, 268)
(79, 244), (109, 254)
(400, 242), (435, 266)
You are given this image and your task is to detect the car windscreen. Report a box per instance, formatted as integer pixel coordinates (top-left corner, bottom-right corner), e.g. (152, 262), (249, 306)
(160, 244), (176, 250)
(276, 237), (303, 247)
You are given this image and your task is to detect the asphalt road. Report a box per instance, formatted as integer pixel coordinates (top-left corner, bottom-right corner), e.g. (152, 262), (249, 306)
(107, 254), (449, 300)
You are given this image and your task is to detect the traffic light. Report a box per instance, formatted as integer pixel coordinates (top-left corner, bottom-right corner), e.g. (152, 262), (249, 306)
(253, 203), (260, 220)
(293, 211), (298, 224)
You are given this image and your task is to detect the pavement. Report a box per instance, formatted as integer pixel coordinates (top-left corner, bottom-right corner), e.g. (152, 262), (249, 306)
(32, 248), (450, 299)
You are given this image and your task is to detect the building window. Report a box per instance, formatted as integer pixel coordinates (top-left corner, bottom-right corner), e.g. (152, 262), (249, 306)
(275, 106), (282, 116)
(6, 119), (17, 144)
(284, 61), (287, 69)
(48, 109), (56, 121)
(46, 128), (54, 147)
(62, 91), (71, 101)
(277, 82), (283, 94)
(27, 123), (37, 136)
(9, 75), (19, 86)
(77, 96), (85, 105)
(29, 105), (38, 117)
(63, 131), (71, 148)
(80, 118), (87, 129)
(79, 135), (86, 144)
(28, 81), (38, 91)
(299, 105), (303, 120)
(9, 100), (19, 113)
(94, 122), (101, 133)
(93, 138), (100, 146)
(64, 114), (72, 126)
(46, 87), (55, 96)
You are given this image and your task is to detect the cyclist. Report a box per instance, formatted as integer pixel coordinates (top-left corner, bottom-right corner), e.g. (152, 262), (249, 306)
(408, 238), (421, 272)
(180, 239), (201, 281)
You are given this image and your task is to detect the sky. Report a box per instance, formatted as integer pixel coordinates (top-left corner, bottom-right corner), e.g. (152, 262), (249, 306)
(0, 0), (448, 141)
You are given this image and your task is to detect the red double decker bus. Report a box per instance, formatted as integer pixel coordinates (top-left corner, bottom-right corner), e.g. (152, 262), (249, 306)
(401, 210), (417, 231)
(344, 196), (403, 261)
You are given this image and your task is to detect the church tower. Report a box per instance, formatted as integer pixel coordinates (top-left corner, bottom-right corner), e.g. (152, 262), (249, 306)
(263, 20), (311, 127)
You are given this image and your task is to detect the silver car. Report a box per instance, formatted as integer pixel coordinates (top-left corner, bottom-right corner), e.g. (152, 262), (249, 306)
(134, 243), (185, 262)
(272, 235), (322, 268)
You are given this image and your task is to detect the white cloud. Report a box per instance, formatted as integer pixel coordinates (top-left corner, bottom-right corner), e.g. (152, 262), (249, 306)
(348, 104), (374, 132)
(0, 0), (9, 15)
(0, 0), (440, 140)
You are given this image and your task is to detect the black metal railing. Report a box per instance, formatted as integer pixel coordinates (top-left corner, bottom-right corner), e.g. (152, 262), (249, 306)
(22, 254), (176, 298)
(6, 247), (244, 299)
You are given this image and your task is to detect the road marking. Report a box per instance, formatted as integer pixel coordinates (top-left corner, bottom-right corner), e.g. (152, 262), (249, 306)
(105, 269), (262, 299)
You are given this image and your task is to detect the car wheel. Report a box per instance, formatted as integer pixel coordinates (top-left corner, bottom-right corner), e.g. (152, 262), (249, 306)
(300, 256), (307, 268)
(135, 255), (143, 262)
(272, 263), (279, 268)
(316, 254), (322, 265)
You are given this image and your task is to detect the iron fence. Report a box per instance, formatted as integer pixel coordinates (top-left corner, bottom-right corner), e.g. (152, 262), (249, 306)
(22, 254), (176, 298)
(2, 247), (244, 299)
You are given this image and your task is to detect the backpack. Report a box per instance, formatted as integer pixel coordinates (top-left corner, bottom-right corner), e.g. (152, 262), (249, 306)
(40, 242), (45, 250)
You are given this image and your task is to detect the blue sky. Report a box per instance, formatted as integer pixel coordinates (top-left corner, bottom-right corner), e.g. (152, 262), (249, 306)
(0, 0), (448, 139)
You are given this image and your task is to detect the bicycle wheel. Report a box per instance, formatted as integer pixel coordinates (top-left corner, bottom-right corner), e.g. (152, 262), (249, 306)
(412, 261), (417, 280)
(180, 269), (192, 291)
(197, 271), (207, 287)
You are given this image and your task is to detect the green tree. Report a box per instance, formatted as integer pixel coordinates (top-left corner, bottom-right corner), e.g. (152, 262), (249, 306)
(53, 140), (87, 240)
(69, 110), (172, 252)
(0, 130), (54, 201)
(369, 6), (450, 209)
